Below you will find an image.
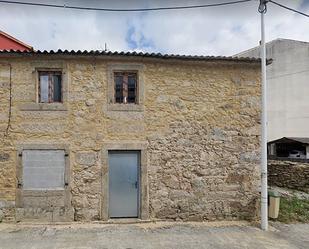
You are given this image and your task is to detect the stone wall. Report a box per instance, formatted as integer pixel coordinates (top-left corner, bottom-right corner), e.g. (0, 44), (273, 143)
(0, 55), (261, 222)
(268, 160), (309, 193)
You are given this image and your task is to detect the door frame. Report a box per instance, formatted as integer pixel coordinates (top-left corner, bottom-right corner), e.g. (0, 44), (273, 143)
(101, 142), (149, 220)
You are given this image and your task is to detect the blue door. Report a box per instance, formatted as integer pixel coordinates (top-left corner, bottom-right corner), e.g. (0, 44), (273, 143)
(108, 151), (139, 218)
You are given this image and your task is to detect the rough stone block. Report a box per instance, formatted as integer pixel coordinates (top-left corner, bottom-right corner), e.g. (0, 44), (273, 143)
(0, 200), (15, 208)
(0, 153), (9, 162)
(75, 152), (97, 166)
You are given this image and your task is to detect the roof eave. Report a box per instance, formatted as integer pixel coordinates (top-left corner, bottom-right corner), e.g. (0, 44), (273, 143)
(0, 49), (262, 64)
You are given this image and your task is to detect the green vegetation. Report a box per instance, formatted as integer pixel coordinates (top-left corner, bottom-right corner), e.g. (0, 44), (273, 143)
(277, 197), (309, 223)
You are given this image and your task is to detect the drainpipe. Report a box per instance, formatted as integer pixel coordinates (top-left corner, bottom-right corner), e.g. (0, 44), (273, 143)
(259, 0), (268, 231)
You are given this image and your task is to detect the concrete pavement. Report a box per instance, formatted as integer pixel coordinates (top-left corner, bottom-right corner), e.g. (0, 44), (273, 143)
(0, 221), (308, 249)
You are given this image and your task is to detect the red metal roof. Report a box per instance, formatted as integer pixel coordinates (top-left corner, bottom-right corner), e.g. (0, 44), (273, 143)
(0, 30), (33, 51)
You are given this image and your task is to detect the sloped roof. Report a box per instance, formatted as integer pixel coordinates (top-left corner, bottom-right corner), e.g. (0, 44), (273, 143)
(268, 137), (309, 145)
(0, 31), (33, 51)
(0, 49), (262, 63)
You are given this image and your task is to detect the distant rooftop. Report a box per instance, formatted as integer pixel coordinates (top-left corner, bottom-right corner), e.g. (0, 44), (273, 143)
(235, 38), (309, 57)
(268, 137), (309, 145)
(0, 30), (33, 51)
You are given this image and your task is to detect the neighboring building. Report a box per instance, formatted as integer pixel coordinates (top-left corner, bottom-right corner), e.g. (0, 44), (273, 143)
(0, 50), (261, 222)
(0, 30), (33, 51)
(236, 38), (309, 142)
(268, 137), (309, 159)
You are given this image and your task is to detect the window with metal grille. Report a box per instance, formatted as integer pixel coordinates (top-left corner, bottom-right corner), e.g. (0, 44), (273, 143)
(38, 71), (62, 103)
(114, 72), (137, 104)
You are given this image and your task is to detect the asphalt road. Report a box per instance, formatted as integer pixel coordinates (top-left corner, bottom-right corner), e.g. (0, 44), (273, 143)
(0, 221), (308, 249)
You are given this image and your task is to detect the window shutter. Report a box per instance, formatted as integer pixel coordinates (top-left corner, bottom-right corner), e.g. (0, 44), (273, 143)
(48, 75), (53, 103)
(22, 150), (65, 190)
(123, 74), (128, 104)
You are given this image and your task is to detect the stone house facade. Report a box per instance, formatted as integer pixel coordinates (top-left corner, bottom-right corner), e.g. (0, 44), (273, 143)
(0, 50), (261, 222)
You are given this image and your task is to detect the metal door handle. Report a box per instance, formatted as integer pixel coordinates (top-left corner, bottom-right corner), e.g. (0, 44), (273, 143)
(17, 180), (23, 188)
(135, 181), (138, 189)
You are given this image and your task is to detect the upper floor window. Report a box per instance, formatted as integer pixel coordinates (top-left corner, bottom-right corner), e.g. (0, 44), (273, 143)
(39, 71), (62, 103)
(114, 72), (137, 104)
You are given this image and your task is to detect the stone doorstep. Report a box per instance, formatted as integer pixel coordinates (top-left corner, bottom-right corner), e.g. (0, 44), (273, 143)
(104, 218), (154, 224)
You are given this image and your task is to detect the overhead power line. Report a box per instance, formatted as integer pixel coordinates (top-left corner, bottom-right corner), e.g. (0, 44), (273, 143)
(269, 0), (309, 18)
(0, 0), (254, 12)
(1, 0), (308, 18)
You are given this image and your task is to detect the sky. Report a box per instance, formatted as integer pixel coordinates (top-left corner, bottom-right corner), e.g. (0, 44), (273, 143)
(0, 0), (309, 56)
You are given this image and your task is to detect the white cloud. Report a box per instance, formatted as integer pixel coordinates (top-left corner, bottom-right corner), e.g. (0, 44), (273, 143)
(0, 0), (308, 55)
(0, 0), (131, 51)
(135, 0), (309, 55)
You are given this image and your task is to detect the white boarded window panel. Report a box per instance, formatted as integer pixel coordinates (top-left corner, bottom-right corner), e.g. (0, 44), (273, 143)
(23, 150), (65, 190)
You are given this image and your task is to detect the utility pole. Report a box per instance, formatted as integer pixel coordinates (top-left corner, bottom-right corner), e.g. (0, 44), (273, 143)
(259, 0), (268, 231)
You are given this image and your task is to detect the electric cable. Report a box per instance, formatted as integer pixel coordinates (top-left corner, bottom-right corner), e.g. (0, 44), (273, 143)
(0, 63), (12, 140)
(269, 0), (309, 18)
(5, 65), (12, 137)
(0, 0), (254, 12)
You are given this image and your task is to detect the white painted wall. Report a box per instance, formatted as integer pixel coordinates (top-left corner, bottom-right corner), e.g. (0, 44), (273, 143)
(237, 39), (309, 141)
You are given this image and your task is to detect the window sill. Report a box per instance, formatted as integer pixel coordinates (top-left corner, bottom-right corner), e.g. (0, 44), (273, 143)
(19, 103), (68, 111)
(23, 190), (65, 196)
(107, 103), (144, 112)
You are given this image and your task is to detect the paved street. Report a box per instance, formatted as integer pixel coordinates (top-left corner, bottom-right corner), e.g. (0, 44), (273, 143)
(0, 221), (308, 249)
